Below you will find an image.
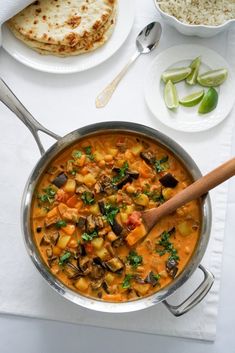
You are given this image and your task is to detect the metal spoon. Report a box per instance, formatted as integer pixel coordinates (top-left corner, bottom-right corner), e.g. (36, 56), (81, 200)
(95, 22), (162, 108)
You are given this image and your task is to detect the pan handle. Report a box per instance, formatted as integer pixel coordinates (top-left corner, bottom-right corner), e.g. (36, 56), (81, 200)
(162, 265), (214, 316)
(0, 78), (61, 155)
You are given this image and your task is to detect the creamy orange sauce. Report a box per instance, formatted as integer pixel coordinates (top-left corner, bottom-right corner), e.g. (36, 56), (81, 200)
(31, 132), (201, 302)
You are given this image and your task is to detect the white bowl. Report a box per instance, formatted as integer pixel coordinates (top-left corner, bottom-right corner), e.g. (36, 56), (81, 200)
(154, 0), (235, 37)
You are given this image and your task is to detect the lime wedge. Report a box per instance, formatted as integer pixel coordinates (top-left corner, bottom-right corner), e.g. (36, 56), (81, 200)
(161, 67), (192, 83)
(197, 68), (228, 87)
(180, 90), (204, 107)
(186, 57), (201, 85)
(164, 80), (179, 109)
(198, 88), (218, 114)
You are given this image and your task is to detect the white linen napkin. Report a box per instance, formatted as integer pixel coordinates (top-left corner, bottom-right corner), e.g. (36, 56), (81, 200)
(0, 0), (32, 44)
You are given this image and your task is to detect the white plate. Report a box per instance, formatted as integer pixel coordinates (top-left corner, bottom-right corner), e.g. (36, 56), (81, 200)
(144, 44), (235, 132)
(2, 0), (135, 74)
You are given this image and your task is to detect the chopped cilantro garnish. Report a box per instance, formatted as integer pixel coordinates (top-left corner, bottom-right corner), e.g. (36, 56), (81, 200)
(122, 274), (133, 289)
(103, 204), (119, 226)
(127, 251), (143, 268)
(112, 161), (129, 183)
(84, 146), (94, 161)
(59, 251), (71, 265)
(72, 150), (82, 159)
(37, 186), (56, 204)
(55, 220), (67, 229)
(152, 273), (161, 281)
(155, 156), (169, 173)
(81, 231), (98, 242)
(143, 185), (165, 203)
(156, 229), (179, 262)
(81, 191), (95, 205)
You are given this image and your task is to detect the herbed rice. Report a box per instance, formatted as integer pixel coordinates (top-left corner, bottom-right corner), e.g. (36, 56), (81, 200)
(156, 0), (235, 26)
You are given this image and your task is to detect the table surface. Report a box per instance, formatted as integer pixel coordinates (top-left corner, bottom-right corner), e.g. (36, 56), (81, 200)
(1, 4), (235, 351)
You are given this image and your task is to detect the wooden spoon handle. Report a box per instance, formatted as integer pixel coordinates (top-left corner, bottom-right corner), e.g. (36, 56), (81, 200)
(142, 157), (235, 231)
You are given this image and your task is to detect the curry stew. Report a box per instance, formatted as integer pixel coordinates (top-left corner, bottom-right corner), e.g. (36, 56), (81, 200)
(32, 133), (201, 302)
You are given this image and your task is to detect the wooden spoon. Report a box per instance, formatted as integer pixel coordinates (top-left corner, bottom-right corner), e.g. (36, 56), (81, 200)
(141, 157), (235, 233)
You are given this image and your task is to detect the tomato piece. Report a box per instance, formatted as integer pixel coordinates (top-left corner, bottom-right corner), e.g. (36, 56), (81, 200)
(66, 194), (78, 208)
(84, 243), (94, 254)
(126, 211), (142, 230)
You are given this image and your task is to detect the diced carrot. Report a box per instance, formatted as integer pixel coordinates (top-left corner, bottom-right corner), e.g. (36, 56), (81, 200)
(126, 223), (147, 246)
(66, 194), (78, 208)
(61, 224), (75, 235)
(102, 294), (123, 302)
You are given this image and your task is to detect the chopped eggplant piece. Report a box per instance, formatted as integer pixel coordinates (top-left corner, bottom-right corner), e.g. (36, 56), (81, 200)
(47, 256), (57, 267)
(52, 172), (68, 188)
(98, 200), (105, 215)
(111, 218), (123, 236)
(77, 216), (86, 230)
(50, 231), (59, 246)
(112, 236), (124, 248)
(79, 257), (93, 275)
(86, 215), (96, 233)
(76, 185), (90, 194)
(102, 281), (110, 294)
(99, 175), (116, 195)
(64, 262), (83, 279)
(79, 244), (87, 257)
(90, 265), (105, 280)
(90, 278), (103, 290)
(166, 258), (178, 278)
(140, 151), (156, 166)
(105, 257), (124, 272)
(126, 170), (139, 179)
(134, 276), (146, 284)
(145, 271), (160, 287)
(116, 175), (132, 189)
(93, 257), (107, 269)
(94, 215), (104, 230)
(166, 258), (178, 270)
(105, 243), (115, 257)
(159, 173), (179, 188)
(40, 234), (51, 246)
(112, 166), (122, 174)
(46, 247), (53, 258)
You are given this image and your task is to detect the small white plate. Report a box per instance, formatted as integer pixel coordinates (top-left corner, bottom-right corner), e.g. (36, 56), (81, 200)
(2, 0), (135, 74)
(144, 44), (235, 132)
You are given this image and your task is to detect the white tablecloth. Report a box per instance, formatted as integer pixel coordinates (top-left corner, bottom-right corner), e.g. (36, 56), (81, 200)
(0, 0), (235, 344)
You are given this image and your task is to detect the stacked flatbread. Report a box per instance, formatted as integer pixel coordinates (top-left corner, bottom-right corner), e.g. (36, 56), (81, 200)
(7, 0), (118, 57)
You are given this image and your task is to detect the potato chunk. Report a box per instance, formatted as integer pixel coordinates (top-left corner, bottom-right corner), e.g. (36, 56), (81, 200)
(126, 224), (147, 246)
(75, 278), (89, 292)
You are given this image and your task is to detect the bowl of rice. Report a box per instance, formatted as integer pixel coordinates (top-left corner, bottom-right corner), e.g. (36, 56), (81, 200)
(154, 0), (235, 37)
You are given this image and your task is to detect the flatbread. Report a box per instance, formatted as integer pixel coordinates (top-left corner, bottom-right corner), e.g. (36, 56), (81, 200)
(31, 19), (115, 56)
(8, 6), (116, 56)
(8, 0), (117, 46)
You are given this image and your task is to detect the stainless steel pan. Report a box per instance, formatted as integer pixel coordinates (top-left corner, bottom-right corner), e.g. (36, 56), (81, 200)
(0, 78), (214, 316)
